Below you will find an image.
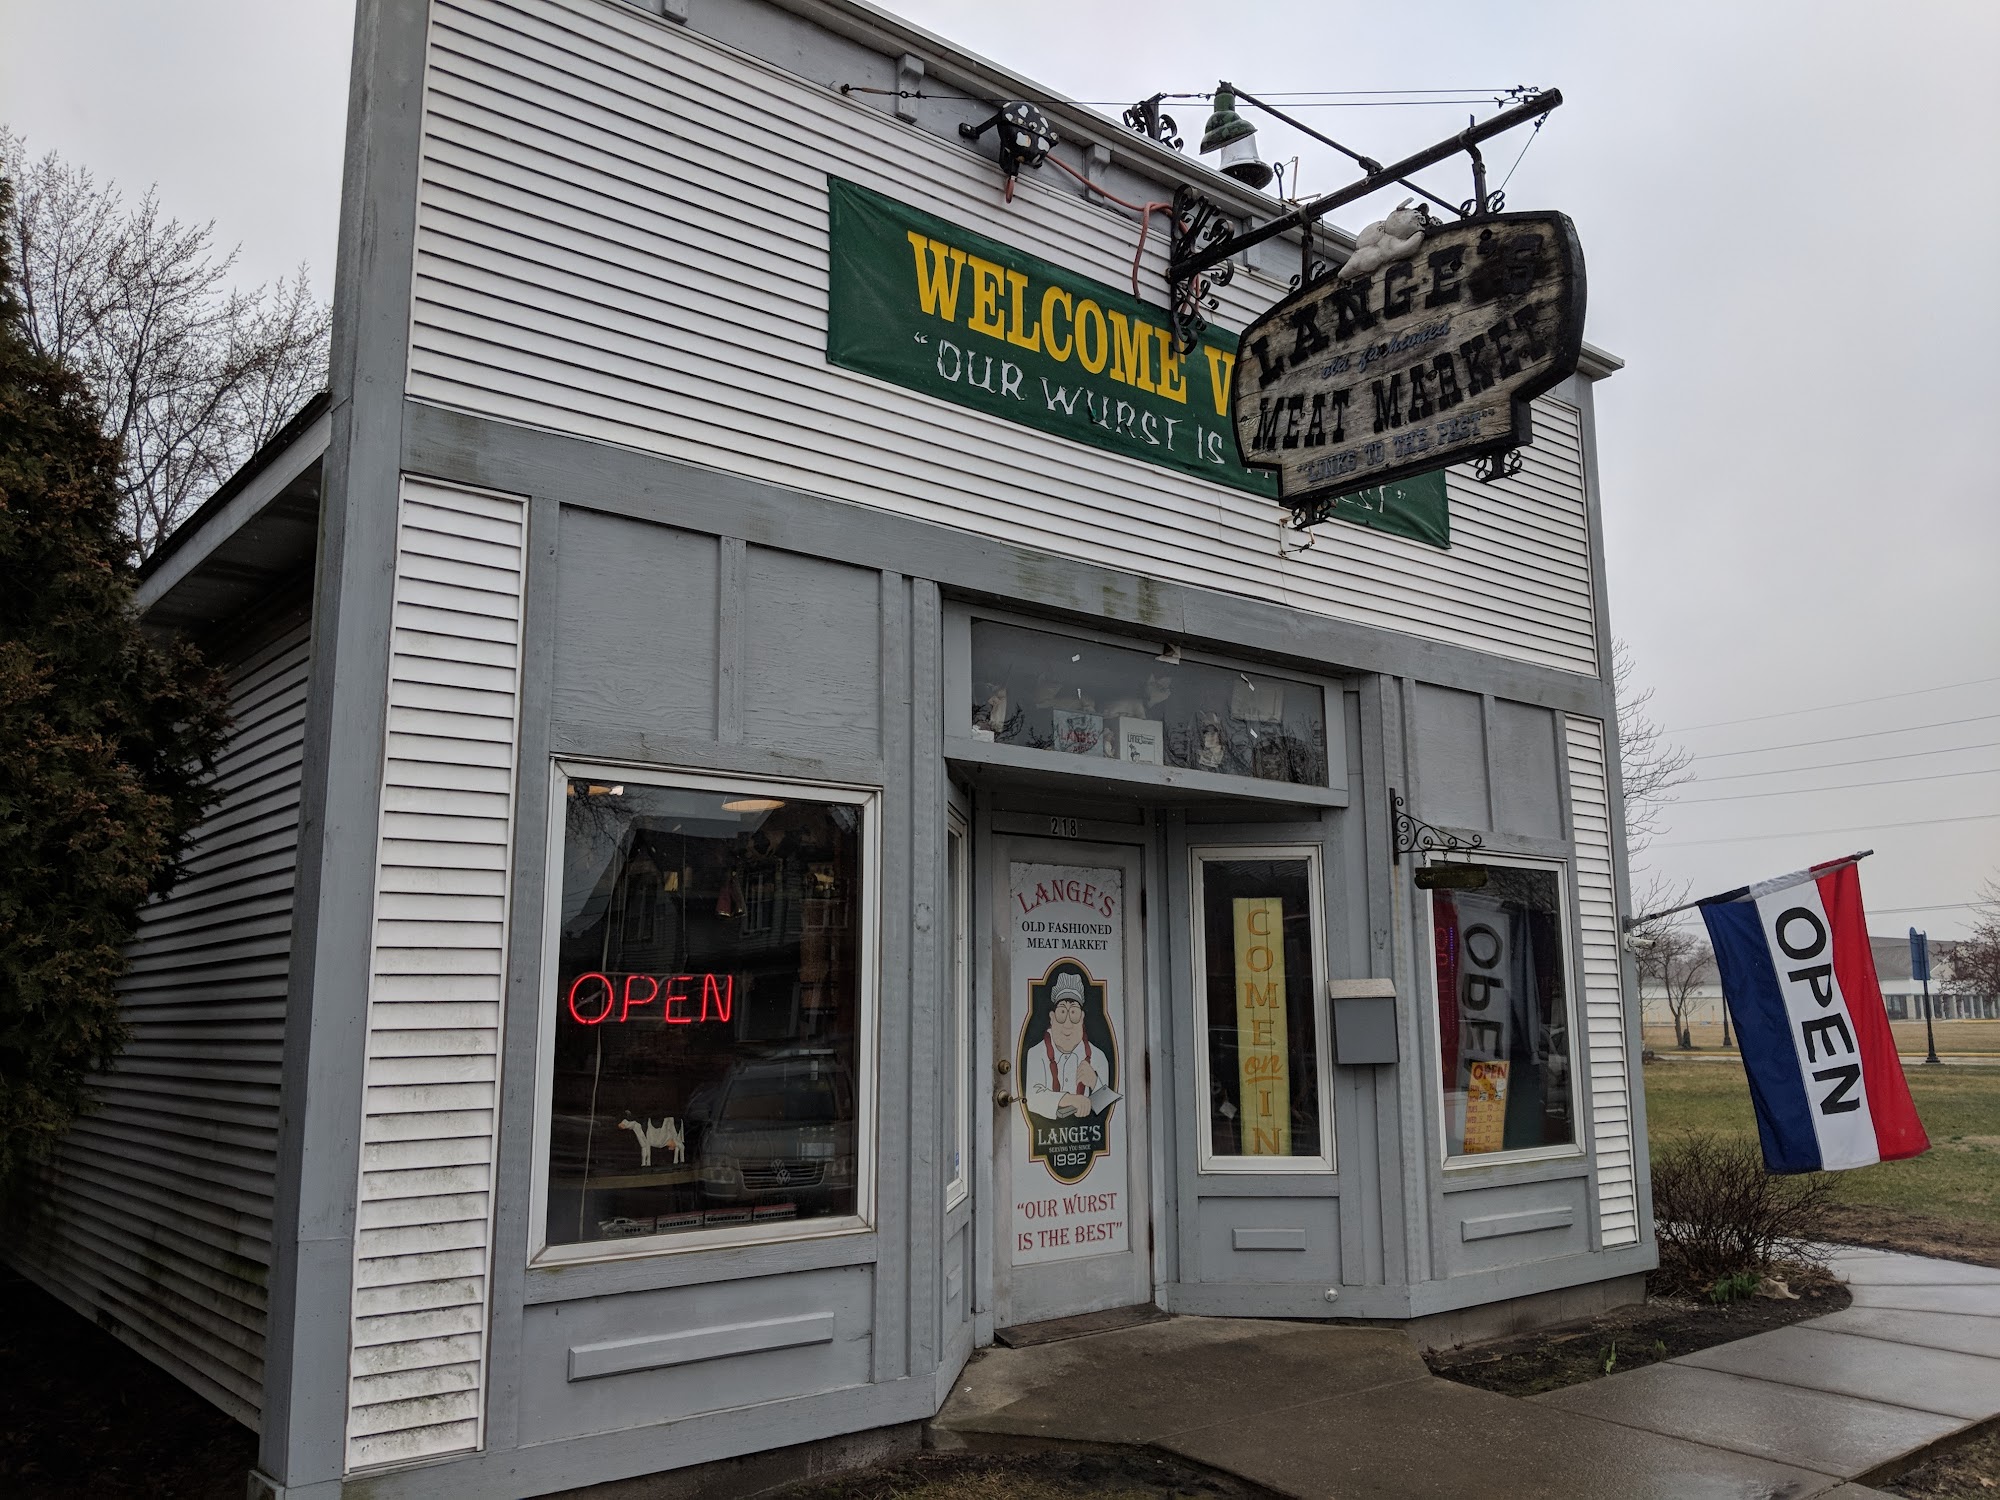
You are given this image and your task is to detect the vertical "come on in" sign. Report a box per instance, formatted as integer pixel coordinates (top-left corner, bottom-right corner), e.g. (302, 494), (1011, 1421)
(1232, 898), (1290, 1155)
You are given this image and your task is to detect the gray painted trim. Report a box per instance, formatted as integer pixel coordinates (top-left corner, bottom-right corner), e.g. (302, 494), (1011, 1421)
(401, 402), (1615, 715)
(1375, 678), (1429, 1289)
(873, 572), (912, 1384)
(1406, 1241), (1657, 1317)
(547, 721), (886, 787)
(716, 536), (745, 744)
(1438, 1160), (1590, 1194)
(968, 792), (997, 1342)
(254, 1374), (940, 1500)
(1462, 1207), (1574, 1242)
(481, 487), (563, 1458)
(568, 1313), (836, 1381)
(259, 0), (430, 1485)
(950, 739), (1348, 808)
(135, 410), (331, 614)
(907, 578), (944, 1377)
(1233, 1229), (1309, 1251)
(524, 1233), (880, 1305)
(1574, 377), (1658, 1253)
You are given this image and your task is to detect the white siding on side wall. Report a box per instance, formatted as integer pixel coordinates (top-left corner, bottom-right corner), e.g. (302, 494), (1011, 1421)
(1566, 714), (1638, 1248)
(346, 478), (527, 1471)
(407, 0), (1599, 677)
(7, 619), (311, 1429)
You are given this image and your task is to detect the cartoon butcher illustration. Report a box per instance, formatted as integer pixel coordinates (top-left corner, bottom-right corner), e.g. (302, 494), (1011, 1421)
(1026, 970), (1104, 1120)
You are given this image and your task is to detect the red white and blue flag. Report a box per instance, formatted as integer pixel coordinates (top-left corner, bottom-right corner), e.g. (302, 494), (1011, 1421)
(1698, 855), (1929, 1174)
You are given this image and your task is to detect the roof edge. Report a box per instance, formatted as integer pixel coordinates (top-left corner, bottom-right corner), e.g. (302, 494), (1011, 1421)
(140, 390), (333, 580)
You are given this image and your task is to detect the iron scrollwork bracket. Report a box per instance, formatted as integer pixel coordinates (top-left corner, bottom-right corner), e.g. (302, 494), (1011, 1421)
(1168, 185), (1237, 353)
(1390, 787), (1485, 866)
(1123, 94), (1184, 152)
(1474, 449), (1525, 484)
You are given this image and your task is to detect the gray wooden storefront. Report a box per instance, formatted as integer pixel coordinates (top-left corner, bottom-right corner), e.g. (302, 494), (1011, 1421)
(1, 1), (1656, 1496)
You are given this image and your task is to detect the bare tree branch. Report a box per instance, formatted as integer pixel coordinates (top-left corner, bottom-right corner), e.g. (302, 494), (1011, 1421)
(1614, 636), (1696, 863)
(1943, 874), (2000, 1009)
(2, 130), (330, 559)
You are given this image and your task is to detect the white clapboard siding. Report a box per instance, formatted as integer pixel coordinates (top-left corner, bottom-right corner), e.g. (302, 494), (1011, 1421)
(346, 478), (526, 1471)
(408, 0), (1599, 676)
(7, 619), (312, 1429)
(1566, 715), (1638, 1248)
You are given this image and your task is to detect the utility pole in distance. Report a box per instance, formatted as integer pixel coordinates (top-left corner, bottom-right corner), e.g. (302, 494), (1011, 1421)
(1911, 926), (1940, 1067)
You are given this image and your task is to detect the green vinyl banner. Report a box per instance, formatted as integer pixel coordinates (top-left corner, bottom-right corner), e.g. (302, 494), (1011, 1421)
(824, 177), (1448, 548)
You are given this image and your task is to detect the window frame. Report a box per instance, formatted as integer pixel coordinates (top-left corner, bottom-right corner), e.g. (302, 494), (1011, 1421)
(944, 807), (971, 1211)
(527, 758), (882, 1267)
(1188, 842), (1336, 1175)
(1423, 851), (1587, 1171)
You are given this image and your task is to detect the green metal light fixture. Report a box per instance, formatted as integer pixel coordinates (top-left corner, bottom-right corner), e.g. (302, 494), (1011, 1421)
(1198, 83), (1273, 190)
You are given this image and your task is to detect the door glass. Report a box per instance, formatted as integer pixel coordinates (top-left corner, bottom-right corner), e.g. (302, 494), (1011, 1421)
(1006, 862), (1131, 1263)
(1195, 854), (1328, 1164)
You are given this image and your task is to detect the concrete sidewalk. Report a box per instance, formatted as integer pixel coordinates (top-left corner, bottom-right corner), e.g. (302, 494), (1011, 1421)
(933, 1249), (2000, 1498)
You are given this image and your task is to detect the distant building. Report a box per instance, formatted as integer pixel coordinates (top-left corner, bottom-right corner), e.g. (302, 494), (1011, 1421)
(1639, 935), (1995, 1029)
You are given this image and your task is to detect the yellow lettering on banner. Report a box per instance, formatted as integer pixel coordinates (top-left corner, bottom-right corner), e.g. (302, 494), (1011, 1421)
(1153, 326), (1189, 403)
(1232, 897), (1290, 1156)
(1041, 286), (1074, 362)
(1075, 300), (1109, 374)
(907, 232), (966, 321)
(1004, 269), (1042, 352)
(1203, 346), (1236, 416)
(966, 255), (1006, 337)
(1108, 311), (1157, 392)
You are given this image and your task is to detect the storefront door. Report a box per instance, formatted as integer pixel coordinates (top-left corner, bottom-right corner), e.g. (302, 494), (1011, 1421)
(990, 837), (1151, 1329)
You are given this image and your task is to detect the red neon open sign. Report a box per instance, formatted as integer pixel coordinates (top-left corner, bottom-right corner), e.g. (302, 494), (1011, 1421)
(565, 972), (737, 1026)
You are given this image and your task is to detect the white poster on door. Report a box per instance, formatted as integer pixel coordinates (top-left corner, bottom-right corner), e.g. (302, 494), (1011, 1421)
(1008, 863), (1129, 1266)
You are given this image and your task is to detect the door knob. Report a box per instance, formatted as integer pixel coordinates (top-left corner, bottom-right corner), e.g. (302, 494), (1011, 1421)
(994, 1088), (1019, 1108)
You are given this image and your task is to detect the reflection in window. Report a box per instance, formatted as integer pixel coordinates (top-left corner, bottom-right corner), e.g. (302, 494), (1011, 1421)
(546, 776), (867, 1248)
(971, 621), (1328, 788)
(1432, 864), (1576, 1158)
(1197, 856), (1325, 1162)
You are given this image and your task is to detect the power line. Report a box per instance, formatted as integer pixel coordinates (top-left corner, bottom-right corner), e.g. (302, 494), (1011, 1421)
(1869, 902), (1979, 915)
(1695, 713), (2000, 762)
(1671, 675), (2000, 734)
(1696, 739), (2000, 783)
(1677, 767), (2000, 805)
(1653, 811), (2000, 848)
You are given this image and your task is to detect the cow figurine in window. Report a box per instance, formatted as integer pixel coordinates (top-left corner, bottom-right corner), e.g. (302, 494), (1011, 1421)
(617, 1116), (685, 1168)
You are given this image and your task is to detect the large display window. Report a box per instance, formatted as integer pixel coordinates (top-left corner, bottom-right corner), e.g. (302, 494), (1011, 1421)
(1429, 859), (1580, 1163)
(970, 620), (1330, 789)
(1190, 847), (1334, 1172)
(534, 765), (877, 1259)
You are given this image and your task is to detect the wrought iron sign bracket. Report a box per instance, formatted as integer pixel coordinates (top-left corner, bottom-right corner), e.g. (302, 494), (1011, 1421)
(1474, 449), (1525, 484)
(1165, 90), (1562, 352)
(1390, 788), (1485, 866)
(1168, 184), (1238, 352)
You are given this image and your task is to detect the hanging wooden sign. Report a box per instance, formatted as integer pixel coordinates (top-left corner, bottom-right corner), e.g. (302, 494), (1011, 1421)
(1230, 211), (1585, 515)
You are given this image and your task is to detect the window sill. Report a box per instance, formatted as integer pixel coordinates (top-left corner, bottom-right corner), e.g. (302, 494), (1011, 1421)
(1438, 1146), (1588, 1190)
(524, 1222), (878, 1303)
(947, 735), (1347, 807)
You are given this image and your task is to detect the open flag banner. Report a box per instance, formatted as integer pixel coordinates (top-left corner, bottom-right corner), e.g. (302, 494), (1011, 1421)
(1698, 856), (1929, 1174)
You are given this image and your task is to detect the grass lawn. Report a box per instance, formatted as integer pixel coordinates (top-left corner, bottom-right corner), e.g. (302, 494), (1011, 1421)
(1642, 1018), (2000, 1055)
(1641, 1061), (2000, 1240)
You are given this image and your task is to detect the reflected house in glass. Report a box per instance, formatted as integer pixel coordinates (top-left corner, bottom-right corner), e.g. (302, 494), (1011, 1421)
(0, 2), (1649, 1496)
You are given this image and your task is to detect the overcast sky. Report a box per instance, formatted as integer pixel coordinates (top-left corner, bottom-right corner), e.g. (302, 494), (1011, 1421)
(4, 0), (1994, 936)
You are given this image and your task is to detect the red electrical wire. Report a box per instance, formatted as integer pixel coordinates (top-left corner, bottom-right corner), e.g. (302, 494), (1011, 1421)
(1044, 153), (1171, 298)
